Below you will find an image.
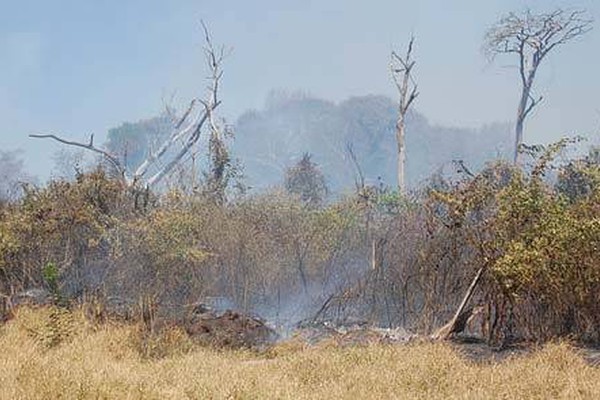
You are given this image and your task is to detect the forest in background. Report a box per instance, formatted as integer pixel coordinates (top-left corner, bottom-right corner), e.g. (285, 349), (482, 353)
(98, 91), (513, 194)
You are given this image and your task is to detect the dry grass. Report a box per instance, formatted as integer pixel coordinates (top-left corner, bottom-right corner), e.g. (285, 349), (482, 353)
(1, 307), (599, 399)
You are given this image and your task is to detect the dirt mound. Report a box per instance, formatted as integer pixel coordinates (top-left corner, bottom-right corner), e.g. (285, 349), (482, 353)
(186, 306), (277, 348)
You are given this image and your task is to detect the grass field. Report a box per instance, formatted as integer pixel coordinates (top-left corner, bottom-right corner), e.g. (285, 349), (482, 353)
(1, 307), (599, 399)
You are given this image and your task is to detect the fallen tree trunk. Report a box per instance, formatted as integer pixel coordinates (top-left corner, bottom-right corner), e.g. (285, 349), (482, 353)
(432, 265), (484, 340)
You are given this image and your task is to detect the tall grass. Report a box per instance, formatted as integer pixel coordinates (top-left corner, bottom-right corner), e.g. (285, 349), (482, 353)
(1, 307), (599, 399)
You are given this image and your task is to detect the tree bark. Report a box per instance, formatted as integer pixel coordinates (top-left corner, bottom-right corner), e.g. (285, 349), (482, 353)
(514, 88), (528, 164)
(391, 37), (418, 194)
(396, 114), (406, 193)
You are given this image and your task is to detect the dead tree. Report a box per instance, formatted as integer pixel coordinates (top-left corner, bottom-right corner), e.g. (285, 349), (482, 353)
(31, 22), (226, 189)
(484, 9), (593, 164)
(431, 265), (484, 340)
(391, 36), (419, 194)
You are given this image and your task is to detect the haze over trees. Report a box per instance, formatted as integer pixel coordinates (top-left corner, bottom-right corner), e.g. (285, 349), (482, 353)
(0, 150), (32, 202)
(284, 153), (328, 207)
(234, 92), (512, 192)
(1, 6), (599, 377)
(96, 92), (512, 195)
(105, 115), (173, 173)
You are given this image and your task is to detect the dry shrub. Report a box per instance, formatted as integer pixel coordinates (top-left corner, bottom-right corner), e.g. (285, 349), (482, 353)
(9, 305), (86, 349)
(427, 143), (600, 344)
(0, 169), (130, 298)
(3, 142), (600, 347)
(132, 324), (194, 359)
(0, 172), (368, 329)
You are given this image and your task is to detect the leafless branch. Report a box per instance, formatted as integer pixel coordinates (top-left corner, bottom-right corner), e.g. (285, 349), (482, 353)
(29, 133), (126, 179)
(391, 45), (419, 114)
(452, 160), (475, 178)
(345, 142), (365, 192)
(484, 9), (592, 61)
(133, 99), (201, 181)
(523, 93), (543, 119)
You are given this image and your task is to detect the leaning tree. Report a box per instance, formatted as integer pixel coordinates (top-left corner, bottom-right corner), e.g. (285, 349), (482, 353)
(484, 9), (593, 164)
(31, 22), (226, 189)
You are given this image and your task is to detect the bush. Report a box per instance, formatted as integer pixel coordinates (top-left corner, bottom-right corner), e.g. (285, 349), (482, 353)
(0, 169), (128, 297)
(3, 144), (600, 346)
(429, 143), (600, 344)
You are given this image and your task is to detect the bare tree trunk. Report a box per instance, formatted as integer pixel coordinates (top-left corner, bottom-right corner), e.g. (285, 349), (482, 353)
(514, 89), (528, 164)
(514, 72), (536, 164)
(391, 36), (418, 194)
(396, 114), (407, 192)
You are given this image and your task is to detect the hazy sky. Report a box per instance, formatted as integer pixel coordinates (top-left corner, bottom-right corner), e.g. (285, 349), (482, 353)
(1, 0), (599, 177)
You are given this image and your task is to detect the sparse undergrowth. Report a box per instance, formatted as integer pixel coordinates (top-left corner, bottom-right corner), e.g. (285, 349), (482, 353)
(1, 307), (599, 400)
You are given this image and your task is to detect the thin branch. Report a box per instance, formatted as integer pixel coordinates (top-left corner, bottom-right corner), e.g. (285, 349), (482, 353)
(405, 85), (419, 112)
(524, 93), (543, 118)
(452, 160), (475, 178)
(345, 142), (365, 192)
(29, 134), (126, 178)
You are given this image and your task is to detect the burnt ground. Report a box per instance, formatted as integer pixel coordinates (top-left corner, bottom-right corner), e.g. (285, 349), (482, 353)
(449, 337), (533, 363)
(450, 337), (600, 366)
(5, 295), (600, 366)
(181, 305), (600, 365)
(283, 323), (600, 366)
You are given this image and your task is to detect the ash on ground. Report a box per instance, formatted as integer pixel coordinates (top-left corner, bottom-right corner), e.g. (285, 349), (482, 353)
(287, 318), (418, 346)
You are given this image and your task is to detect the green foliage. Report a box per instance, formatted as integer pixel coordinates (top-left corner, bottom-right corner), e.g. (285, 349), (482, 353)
(144, 210), (209, 264)
(556, 146), (600, 202)
(202, 122), (244, 204)
(42, 262), (59, 291)
(0, 169), (128, 293)
(284, 153), (328, 207)
(42, 262), (64, 305)
(4, 140), (600, 345)
(432, 141), (600, 342)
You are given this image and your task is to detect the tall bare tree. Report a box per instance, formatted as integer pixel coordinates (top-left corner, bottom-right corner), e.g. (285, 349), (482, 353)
(484, 9), (593, 163)
(391, 37), (418, 193)
(30, 22), (226, 189)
